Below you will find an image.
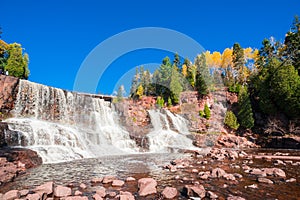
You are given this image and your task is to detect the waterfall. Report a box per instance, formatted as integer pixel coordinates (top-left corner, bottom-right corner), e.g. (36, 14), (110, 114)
(147, 109), (199, 152)
(5, 80), (138, 163)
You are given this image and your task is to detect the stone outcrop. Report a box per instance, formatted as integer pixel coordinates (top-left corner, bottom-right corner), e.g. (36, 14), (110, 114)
(0, 75), (19, 119)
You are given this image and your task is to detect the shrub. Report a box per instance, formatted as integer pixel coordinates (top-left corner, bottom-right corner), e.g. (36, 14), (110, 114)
(224, 111), (240, 130)
(204, 104), (211, 120)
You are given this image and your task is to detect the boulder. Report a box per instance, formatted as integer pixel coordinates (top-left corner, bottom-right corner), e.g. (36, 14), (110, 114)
(286, 178), (297, 183)
(3, 190), (20, 200)
(272, 168), (286, 178)
(54, 185), (72, 197)
(138, 178), (157, 196)
(183, 185), (206, 198)
(223, 174), (236, 181)
(19, 189), (29, 197)
(227, 196), (246, 200)
(79, 183), (87, 189)
(33, 181), (53, 195)
(75, 190), (82, 196)
(161, 187), (178, 199)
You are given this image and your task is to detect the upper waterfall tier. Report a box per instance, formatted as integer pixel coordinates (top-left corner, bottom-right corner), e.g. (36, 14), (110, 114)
(5, 80), (138, 163)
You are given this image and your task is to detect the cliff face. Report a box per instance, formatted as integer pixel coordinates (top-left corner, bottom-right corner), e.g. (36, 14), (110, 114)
(0, 75), (19, 119)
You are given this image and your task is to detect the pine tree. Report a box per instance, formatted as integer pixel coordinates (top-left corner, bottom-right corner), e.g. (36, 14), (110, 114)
(170, 65), (183, 104)
(204, 103), (211, 120)
(238, 86), (254, 129)
(232, 43), (245, 84)
(195, 53), (211, 96)
(116, 85), (125, 102)
(224, 111), (240, 130)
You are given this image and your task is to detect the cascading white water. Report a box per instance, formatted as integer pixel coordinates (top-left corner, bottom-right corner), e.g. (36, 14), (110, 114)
(5, 80), (138, 163)
(147, 109), (199, 152)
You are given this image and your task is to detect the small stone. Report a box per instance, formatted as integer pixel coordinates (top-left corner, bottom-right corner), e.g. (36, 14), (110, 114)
(79, 183), (87, 189)
(65, 197), (89, 200)
(112, 180), (125, 187)
(96, 187), (106, 197)
(233, 173), (243, 179)
(174, 175), (180, 180)
(54, 185), (72, 197)
(33, 181), (53, 195)
(3, 190), (20, 200)
(91, 177), (103, 183)
(250, 168), (266, 177)
(102, 175), (116, 184)
(227, 196), (246, 200)
(93, 193), (104, 200)
(223, 174), (236, 181)
(192, 169), (198, 173)
(245, 184), (258, 189)
(272, 168), (286, 178)
(19, 189), (29, 197)
(107, 191), (117, 198)
(126, 177), (136, 182)
(183, 185), (206, 198)
(162, 187), (178, 199)
(286, 178), (297, 183)
(211, 168), (226, 178)
(75, 190), (82, 196)
(119, 191), (135, 200)
(257, 177), (273, 184)
(26, 193), (40, 200)
(207, 191), (218, 199)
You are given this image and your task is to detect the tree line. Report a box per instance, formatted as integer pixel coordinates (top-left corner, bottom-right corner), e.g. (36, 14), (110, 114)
(0, 28), (30, 79)
(128, 16), (300, 130)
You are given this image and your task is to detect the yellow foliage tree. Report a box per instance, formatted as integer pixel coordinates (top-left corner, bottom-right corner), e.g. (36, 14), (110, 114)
(204, 51), (213, 68)
(221, 48), (233, 69)
(211, 51), (222, 68)
(136, 84), (144, 99)
(182, 64), (188, 77)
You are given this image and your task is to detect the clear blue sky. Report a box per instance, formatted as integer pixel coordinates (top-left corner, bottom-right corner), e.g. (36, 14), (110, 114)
(1, 0), (299, 95)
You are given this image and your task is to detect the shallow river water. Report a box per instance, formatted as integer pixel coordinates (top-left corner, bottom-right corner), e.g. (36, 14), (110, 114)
(2, 149), (300, 199)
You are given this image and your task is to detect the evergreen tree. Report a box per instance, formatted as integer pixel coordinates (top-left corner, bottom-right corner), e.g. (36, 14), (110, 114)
(204, 103), (211, 120)
(170, 65), (183, 104)
(173, 53), (180, 68)
(130, 67), (139, 98)
(238, 86), (254, 129)
(116, 85), (125, 102)
(232, 43), (245, 84)
(195, 54), (210, 96)
(224, 111), (240, 130)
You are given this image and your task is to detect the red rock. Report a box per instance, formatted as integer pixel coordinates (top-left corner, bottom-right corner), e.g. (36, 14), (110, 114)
(26, 193), (40, 200)
(119, 191), (135, 200)
(19, 189), (29, 197)
(91, 177), (103, 183)
(93, 193), (104, 200)
(257, 177), (273, 184)
(102, 175), (116, 184)
(3, 190), (20, 200)
(286, 178), (297, 183)
(33, 181), (53, 195)
(95, 187), (106, 197)
(183, 185), (206, 198)
(223, 174), (236, 181)
(161, 187), (178, 199)
(207, 191), (218, 199)
(65, 197), (89, 200)
(79, 183), (87, 189)
(75, 190), (82, 196)
(138, 178), (157, 196)
(54, 185), (72, 197)
(227, 196), (246, 200)
(112, 180), (125, 187)
(211, 168), (226, 178)
(272, 168), (286, 177)
(126, 177), (136, 182)
(250, 168), (266, 177)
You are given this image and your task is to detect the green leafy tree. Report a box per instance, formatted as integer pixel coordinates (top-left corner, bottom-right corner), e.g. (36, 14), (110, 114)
(238, 86), (254, 129)
(167, 97), (172, 107)
(5, 43), (29, 79)
(156, 96), (164, 108)
(224, 111), (240, 130)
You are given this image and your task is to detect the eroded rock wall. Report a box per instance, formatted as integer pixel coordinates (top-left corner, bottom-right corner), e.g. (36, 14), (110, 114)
(0, 75), (19, 118)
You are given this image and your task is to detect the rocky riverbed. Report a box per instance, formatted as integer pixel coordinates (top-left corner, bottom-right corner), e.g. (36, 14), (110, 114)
(1, 146), (299, 200)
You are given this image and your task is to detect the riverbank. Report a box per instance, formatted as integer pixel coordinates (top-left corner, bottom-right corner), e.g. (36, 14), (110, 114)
(1, 146), (299, 199)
